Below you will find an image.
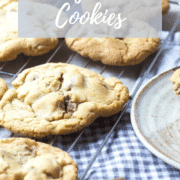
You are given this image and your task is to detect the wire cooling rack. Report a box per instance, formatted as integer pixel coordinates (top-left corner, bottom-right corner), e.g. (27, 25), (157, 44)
(1, 1), (180, 179)
(0, 17), (179, 179)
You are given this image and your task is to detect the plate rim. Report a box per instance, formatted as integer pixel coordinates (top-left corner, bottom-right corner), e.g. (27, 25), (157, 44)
(131, 66), (180, 169)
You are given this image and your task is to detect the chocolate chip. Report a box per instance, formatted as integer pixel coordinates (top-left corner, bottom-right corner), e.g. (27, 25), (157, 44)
(57, 101), (65, 110)
(67, 103), (77, 112)
(64, 95), (77, 113)
(59, 74), (64, 82)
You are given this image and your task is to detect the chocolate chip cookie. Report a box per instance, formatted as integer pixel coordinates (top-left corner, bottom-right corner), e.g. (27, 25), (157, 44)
(65, 38), (161, 66)
(0, 63), (129, 137)
(0, 138), (78, 180)
(0, 0), (59, 62)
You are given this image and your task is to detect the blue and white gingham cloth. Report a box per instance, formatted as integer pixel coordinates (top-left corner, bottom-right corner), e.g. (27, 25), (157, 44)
(54, 32), (180, 180)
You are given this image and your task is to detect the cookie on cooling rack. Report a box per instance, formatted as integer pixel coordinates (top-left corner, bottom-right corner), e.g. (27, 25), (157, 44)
(0, 0), (64, 62)
(0, 138), (78, 180)
(65, 38), (161, 66)
(0, 63), (129, 137)
(170, 68), (180, 94)
(162, 0), (170, 14)
(65, 0), (162, 66)
(0, 78), (8, 99)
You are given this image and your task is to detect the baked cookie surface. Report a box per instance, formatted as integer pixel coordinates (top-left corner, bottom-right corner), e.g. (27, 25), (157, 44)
(0, 78), (8, 99)
(162, 0), (170, 14)
(65, 38), (161, 66)
(0, 137), (78, 180)
(0, 63), (129, 137)
(0, 0), (59, 62)
(170, 68), (180, 94)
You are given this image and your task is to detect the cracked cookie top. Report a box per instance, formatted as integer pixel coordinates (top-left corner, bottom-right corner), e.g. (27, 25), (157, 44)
(0, 63), (129, 137)
(65, 38), (161, 66)
(0, 0), (60, 62)
(0, 138), (78, 180)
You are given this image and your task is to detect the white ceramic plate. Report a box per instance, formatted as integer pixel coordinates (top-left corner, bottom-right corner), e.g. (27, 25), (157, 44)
(131, 66), (180, 169)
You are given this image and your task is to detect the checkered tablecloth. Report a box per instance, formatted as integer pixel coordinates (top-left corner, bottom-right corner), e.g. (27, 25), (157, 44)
(53, 31), (180, 180)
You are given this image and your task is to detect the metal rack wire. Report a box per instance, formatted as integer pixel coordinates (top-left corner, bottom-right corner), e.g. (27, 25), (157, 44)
(169, 0), (180, 5)
(0, 19), (179, 179)
(0, 1), (180, 179)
